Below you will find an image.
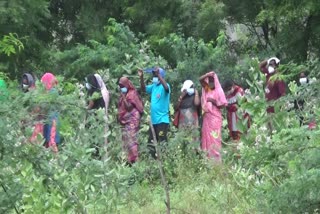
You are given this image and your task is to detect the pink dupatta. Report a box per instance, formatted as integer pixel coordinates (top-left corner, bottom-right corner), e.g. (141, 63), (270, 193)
(200, 71), (227, 161)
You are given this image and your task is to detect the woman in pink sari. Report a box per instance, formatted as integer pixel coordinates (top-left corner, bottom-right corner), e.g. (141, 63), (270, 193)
(118, 77), (144, 164)
(199, 71), (227, 162)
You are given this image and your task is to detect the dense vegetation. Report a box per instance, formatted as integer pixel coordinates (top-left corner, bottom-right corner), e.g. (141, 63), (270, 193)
(1, 0), (320, 213)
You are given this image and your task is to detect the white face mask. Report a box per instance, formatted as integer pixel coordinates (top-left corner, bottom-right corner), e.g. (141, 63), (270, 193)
(152, 77), (160, 85)
(85, 83), (92, 90)
(22, 84), (29, 89)
(299, 78), (308, 85)
(268, 66), (275, 74)
(187, 88), (195, 96)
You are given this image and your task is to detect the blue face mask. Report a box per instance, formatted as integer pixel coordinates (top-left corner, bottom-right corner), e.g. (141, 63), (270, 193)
(187, 88), (195, 95)
(120, 87), (128, 93)
(152, 77), (160, 85)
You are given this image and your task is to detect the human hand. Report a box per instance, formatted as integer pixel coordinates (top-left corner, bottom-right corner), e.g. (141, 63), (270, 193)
(153, 67), (160, 77)
(206, 71), (215, 77)
(207, 97), (216, 105)
(138, 69), (143, 77)
(181, 89), (187, 98)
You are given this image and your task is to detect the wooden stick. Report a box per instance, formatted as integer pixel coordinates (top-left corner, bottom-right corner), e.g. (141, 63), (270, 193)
(149, 119), (171, 214)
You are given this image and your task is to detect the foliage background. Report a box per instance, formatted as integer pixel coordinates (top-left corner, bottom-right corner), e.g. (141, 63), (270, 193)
(0, 0), (320, 213)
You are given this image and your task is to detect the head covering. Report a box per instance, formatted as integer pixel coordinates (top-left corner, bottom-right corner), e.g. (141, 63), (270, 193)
(0, 79), (9, 101)
(181, 80), (194, 92)
(144, 67), (166, 78)
(22, 73), (36, 89)
(118, 76), (144, 114)
(41, 72), (58, 91)
(94, 74), (110, 115)
(201, 71), (227, 113)
(267, 57), (280, 65)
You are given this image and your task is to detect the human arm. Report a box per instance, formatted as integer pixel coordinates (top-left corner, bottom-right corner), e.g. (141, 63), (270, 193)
(194, 89), (200, 106)
(207, 97), (225, 109)
(87, 100), (94, 110)
(154, 68), (169, 93)
(122, 94), (134, 112)
(175, 90), (187, 111)
(259, 60), (268, 73)
(138, 69), (146, 93)
(199, 72), (212, 88)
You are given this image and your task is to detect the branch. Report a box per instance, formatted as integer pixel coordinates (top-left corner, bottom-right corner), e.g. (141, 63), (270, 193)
(149, 119), (171, 214)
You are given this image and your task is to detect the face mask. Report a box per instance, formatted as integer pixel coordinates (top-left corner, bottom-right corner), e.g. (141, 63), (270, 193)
(152, 77), (159, 84)
(299, 78), (308, 85)
(268, 66), (275, 74)
(187, 88), (195, 96)
(120, 87), (128, 93)
(22, 84), (29, 89)
(85, 83), (92, 90)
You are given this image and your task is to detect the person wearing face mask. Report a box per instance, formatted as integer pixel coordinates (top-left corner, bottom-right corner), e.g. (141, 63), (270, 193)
(294, 72), (315, 127)
(223, 80), (250, 141)
(138, 67), (170, 159)
(174, 80), (201, 129)
(259, 57), (286, 113)
(85, 74), (110, 158)
(199, 71), (228, 162)
(21, 73), (36, 92)
(117, 76), (144, 165)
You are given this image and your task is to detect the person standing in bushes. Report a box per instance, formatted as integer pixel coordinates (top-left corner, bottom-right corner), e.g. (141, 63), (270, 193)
(223, 80), (250, 141)
(199, 71), (227, 162)
(259, 57), (286, 113)
(174, 79), (201, 153)
(19, 73), (44, 144)
(174, 80), (200, 129)
(40, 72), (61, 153)
(138, 67), (170, 159)
(85, 74), (110, 158)
(117, 76), (144, 165)
(294, 72), (317, 129)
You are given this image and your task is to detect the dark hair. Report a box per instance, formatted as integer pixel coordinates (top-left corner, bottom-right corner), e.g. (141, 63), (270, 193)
(86, 74), (100, 95)
(223, 79), (234, 90)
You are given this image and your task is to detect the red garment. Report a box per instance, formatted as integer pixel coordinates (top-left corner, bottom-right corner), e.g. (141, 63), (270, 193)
(260, 67), (286, 113)
(118, 77), (144, 163)
(226, 85), (244, 140)
(118, 77), (144, 123)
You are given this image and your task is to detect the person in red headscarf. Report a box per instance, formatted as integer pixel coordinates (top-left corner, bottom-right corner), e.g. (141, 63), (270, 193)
(118, 76), (144, 164)
(39, 72), (60, 153)
(199, 71), (228, 162)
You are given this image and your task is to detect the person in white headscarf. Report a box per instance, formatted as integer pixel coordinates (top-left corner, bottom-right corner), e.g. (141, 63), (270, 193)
(259, 57), (286, 113)
(174, 80), (201, 129)
(85, 73), (110, 157)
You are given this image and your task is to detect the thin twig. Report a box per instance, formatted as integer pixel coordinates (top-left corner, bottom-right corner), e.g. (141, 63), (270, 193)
(1, 182), (20, 214)
(149, 119), (171, 214)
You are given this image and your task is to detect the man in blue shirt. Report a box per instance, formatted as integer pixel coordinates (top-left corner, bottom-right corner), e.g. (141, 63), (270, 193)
(138, 67), (170, 159)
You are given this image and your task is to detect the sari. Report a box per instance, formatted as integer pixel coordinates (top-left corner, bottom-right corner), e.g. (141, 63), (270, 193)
(118, 77), (144, 163)
(201, 72), (227, 162)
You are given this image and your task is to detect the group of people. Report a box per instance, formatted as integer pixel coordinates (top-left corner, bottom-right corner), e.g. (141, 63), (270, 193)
(0, 56), (314, 164)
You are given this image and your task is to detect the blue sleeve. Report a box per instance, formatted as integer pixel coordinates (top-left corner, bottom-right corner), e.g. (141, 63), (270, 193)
(166, 83), (171, 93)
(146, 84), (153, 94)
